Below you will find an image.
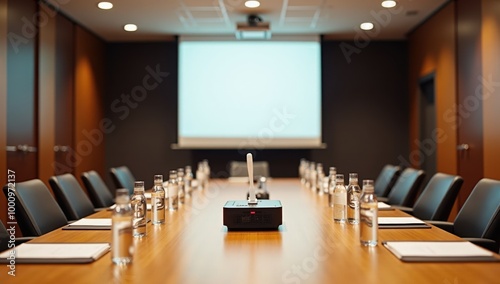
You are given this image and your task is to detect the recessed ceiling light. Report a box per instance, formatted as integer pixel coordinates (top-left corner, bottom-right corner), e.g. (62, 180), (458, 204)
(381, 0), (397, 8)
(245, 1), (260, 8)
(97, 2), (113, 10)
(124, 24), (137, 32)
(360, 22), (374, 31)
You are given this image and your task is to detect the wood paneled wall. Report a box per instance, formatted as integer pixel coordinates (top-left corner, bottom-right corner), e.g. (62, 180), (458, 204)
(0, 0), (7, 223)
(408, 2), (457, 175)
(74, 26), (106, 182)
(481, 0), (500, 180)
(38, 2), (56, 186)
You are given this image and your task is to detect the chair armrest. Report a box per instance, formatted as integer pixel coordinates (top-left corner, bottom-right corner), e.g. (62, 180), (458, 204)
(94, 207), (108, 212)
(464, 238), (499, 253)
(15, 236), (35, 245)
(377, 197), (388, 202)
(390, 205), (413, 214)
(427, 221), (454, 233)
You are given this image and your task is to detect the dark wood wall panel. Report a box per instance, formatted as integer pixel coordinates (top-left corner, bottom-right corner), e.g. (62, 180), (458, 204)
(456, 0), (484, 207)
(312, 41), (409, 181)
(74, 26), (106, 183)
(6, 0), (37, 182)
(0, 0), (8, 224)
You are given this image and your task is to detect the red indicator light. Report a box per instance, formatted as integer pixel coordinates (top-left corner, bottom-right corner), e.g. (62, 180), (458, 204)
(250, 211), (256, 215)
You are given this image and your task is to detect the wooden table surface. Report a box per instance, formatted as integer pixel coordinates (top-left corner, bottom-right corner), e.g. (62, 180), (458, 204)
(2, 179), (499, 283)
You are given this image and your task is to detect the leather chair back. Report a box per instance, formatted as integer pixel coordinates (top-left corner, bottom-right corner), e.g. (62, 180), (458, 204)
(453, 178), (500, 241)
(387, 168), (425, 207)
(110, 166), (135, 195)
(374, 165), (401, 197)
(81, 170), (114, 207)
(412, 173), (463, 221)
(49, 174), (95, 221)
(2, 179), (68, 236)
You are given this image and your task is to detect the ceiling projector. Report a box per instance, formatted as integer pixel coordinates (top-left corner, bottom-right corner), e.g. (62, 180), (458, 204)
(236, 15), (271, 40)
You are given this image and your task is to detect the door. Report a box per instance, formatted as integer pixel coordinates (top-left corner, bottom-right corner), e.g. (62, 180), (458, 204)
(456, 0), (484, 208)
(418, 73), (437, 188)
(53, 15), (74, 175)
(6, 0), (38, 182)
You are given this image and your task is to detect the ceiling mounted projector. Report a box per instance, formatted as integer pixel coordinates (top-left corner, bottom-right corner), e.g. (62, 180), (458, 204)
(236, 15), (271, 40)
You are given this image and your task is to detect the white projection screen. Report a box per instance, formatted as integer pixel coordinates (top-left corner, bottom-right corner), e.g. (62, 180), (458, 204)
(177, 36), (322, 149)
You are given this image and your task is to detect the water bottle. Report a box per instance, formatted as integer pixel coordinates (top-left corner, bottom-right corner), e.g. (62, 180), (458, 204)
(184, 165), (193, 196)
(151, 175), (165, 225)
(333, 174), (347, 223)
(177, 168), (185, 204)
(316, 163), (324, 193)
(167, 170), (179, 211)
(112, 189), (133, 264)
(328, 167), (337, 207)
(347, 173), (361, 225)
(196, 162), (205, 190)
(131, 181), (147, 237)
(360, 179), (378, 246)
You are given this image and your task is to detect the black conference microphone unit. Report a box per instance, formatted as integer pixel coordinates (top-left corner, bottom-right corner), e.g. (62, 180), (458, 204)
(223, 153), (282, 230)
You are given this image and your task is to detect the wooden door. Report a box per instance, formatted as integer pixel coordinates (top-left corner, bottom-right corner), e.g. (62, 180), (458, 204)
(6, 0), (38, 182)
(53, 15), (74, 175)
(456, 0), (484, 208)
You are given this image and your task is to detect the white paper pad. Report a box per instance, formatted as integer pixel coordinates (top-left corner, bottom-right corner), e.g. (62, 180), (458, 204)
(0, 243), (110, 263)
(378, 202), (392, 210)
(68, 218), (112, 227)
(383, 241), (497, 262)
(378, 217), (430, 228)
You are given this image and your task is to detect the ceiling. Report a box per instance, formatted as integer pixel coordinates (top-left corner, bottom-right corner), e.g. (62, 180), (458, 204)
(45, 0), (449, 42)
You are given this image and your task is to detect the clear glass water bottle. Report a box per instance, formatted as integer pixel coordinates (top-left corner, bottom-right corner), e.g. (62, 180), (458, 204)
(177, 168), (185, 204)
(328, 167), (337, 207)
(309, 162), (317, 191)
(131, 181), (147, 237)
(347, 173), (361, 225)
(360, 179), (378, 246)
(333, 174), (347, 223)
(184, 165), (193, 196)
(167, 170), (179, 211)
(196, 162), (205, 190)
(299, 159), (307, 184)
(112, 189), (133, 265)
(316, 163), (324, 193)
(151, 175), (165, 225)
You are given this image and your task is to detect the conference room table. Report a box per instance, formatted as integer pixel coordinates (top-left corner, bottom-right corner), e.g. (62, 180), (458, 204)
(2, 178), (499, 283)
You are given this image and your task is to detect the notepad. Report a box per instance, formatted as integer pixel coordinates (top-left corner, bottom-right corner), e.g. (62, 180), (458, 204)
(383, 241), (499, 262)
(0, 243), (110, 264)
(63, 218), (112, 230)
(377, 202), (393, 210)
(108, 204), (152, 211)
(378, 217), (430, 228)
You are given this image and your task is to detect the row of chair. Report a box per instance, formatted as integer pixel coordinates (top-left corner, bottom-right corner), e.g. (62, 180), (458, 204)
(373, 165), (500, 252)
(1, 167), (135, 238)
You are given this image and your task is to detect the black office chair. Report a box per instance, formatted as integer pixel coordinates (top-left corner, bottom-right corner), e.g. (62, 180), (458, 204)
(81, 170), (115, 208)
(229, 161), (270, 178)
(2, 179), (68, 236)
(374, 165), (401, 198)
(429, 178), (500, 252)
(393, 173), (463, 221)
(49, 173), (96, 221)
(379, 168), (425, 207)
(0, 220), (33, 252)
(110, 166), (135, 195)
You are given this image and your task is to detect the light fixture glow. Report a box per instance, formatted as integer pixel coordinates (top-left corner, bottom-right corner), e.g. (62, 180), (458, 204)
(97, 2), (113, 10)
(245, 1), (260, 8)
(360, 22), (374, 31)
(381, 0), (397, 8)
(124, 24), (137, 32)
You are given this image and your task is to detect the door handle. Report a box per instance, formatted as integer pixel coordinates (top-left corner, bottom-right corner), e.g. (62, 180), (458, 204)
(6, 144), (38, 153)
(457, 144), (470, 151)
(54, 145), (70, 152)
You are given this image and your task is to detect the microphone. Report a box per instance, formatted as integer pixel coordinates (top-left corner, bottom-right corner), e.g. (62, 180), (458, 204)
(247, 153), (258, 205)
